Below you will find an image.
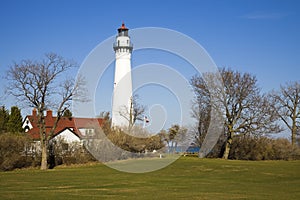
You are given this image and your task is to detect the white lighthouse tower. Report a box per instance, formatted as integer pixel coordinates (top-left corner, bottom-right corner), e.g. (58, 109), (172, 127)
(111, 23), (133, 128)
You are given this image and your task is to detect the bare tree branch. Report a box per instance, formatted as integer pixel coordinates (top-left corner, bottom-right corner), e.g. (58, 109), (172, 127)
(191, 68), (281, 159)
(5, 53), (86, 169)
(270, 81), (300, 145)
(118, 94), (146, 130)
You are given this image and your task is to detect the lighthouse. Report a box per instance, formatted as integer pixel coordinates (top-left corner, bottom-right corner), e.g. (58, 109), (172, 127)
(111, 23), (133, 128)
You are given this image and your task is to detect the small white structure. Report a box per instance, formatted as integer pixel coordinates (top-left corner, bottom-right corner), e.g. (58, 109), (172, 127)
(111, 23), (133, 128)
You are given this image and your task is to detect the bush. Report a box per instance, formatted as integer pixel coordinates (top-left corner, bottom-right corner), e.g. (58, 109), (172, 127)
(49, 139), (96, 167)
(229, 135), (300, 160)
(0, 133), (34, 171)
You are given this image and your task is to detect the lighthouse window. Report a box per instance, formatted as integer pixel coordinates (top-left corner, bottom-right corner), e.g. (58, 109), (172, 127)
(118, 40), (120, 46)
(127, 40), (129, 44)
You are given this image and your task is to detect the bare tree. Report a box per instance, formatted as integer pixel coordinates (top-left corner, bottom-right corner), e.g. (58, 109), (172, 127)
(191, 76), (211, 147)
(270, 81), (300, 146)
(119, 94), (146, 131)
(191, 68), (281, 159)
(6, 53), (86, 169)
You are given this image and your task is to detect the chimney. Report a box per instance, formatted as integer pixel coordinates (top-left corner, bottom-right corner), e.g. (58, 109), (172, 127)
(46, 110), (53, 117)
(32, 108), (37, 117)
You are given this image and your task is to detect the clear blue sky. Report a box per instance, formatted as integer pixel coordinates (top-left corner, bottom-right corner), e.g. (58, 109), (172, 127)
(1, 0), (300, 130)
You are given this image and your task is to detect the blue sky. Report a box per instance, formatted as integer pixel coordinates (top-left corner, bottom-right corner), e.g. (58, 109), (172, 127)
(1, 0), (300, 130)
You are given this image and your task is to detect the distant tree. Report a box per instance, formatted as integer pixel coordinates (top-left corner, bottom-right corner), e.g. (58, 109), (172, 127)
(168, 124), (180, 153)
(119, 94), (146, 131)
(191, 68), (281, 159)
(0, 106), (9, 133)
(158, 129), (169, 148)
(165, 124), (188, 153)
(62, 109), (72, 118)
(7, 106), (23, 133)
(174, 126), (189, 153)
(270, 81), (300, 146)
(6, 53), (86, 170)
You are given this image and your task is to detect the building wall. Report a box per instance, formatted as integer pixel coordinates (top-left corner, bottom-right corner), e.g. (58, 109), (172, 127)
(53, 129), (81, 143)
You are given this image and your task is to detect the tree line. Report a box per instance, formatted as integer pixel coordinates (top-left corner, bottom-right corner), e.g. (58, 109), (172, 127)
(191, 68), (300, 159)
(1, 53), (300, 170)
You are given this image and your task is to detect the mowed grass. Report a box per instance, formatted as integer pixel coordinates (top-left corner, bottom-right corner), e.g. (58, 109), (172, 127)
(0, 157), (299, 200)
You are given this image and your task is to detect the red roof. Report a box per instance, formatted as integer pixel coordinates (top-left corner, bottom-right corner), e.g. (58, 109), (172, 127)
(24, 112), (104, 140)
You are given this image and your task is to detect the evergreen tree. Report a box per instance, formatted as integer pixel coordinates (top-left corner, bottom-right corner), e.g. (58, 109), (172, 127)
(0, 106), (9, 133)
(7, 106), (23, 133)
(63, 109), (72, 118)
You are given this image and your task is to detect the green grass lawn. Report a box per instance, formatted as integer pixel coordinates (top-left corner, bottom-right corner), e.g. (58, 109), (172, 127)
(0, 157), (299, 200)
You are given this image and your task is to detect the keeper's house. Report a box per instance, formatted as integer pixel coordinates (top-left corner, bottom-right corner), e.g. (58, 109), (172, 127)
(22, 109), (104, 146)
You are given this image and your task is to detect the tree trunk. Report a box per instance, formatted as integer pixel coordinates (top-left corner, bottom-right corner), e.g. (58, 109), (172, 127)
(222, 133), (233, 159)
(40, 141), (48, 170)
(292, 124), (297, 146)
